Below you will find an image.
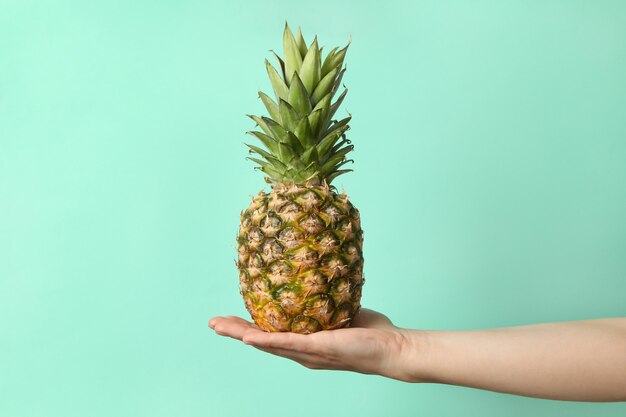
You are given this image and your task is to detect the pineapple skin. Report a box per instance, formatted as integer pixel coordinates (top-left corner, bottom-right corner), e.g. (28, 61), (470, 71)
(237, 182), (363, 334)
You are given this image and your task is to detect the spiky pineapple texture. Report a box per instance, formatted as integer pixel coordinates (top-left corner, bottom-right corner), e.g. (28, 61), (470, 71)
(238, 183), (363, 333)
(246, 23), (352, 185)
(237, 25), (363, 334)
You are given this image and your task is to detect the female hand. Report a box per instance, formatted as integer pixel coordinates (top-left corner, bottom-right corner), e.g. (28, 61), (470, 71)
(208, 308), (417, 381)
(210, 309), (626, 401)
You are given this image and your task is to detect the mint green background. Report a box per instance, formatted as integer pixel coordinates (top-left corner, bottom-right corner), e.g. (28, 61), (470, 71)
(1, 0), (625, 415)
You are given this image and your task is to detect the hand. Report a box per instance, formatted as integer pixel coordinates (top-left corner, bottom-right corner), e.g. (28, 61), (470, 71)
(210, 311), (626, 401)
(208, 308), (416, 381)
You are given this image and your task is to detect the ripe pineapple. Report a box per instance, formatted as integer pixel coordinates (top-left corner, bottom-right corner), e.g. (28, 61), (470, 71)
(237, 24), (363, 334)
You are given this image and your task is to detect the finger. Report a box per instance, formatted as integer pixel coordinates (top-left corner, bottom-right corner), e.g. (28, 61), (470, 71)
(251, 346), (330, 370)
(208, 316), (223, 329)
(224, 316), (255, 327)
(212, 317), (260, 341)
(210, 315), (252, 328)
(242, 330), (312, 352)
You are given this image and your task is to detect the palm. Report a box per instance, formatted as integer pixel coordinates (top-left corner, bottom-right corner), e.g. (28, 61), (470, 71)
(209, 309), (406, 377)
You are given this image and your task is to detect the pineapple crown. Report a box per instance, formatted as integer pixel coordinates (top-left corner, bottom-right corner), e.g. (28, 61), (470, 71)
(246, 23), (352, 185)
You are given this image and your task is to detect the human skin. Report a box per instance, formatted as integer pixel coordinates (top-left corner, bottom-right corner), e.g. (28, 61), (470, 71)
(208, 309), (626, 402)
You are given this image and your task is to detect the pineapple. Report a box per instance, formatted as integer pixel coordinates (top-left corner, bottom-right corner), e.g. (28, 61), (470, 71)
(237, 24), (363, 334)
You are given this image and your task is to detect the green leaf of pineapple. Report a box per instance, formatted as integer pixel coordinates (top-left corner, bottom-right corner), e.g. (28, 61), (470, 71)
(288, 73), (312, 117)
(321, 115), (351, 139)
(265, 59), (289, 102)
(278, 99), (299, 132)
(247, 115), (272, 136)
(320, 144), (353, 171)
(300, 160), (320, 180)
(326, 87), (347, 126)
(325, 169), (353, 184)
(264, 117), (304, 155)
(294, 117), (313, 149)
(307, 108), (325, 141)
(277, 142), (296, 164)
(321, 43), (348, 77)
(285, 131), (304, 155)
(311, 92), (332, 139)
(283, 23), (303, 85)
(246, 26), (353, 185)
(329, 138), (351, 156)
(246, 131), (279, 154)
(299, 36), (321, 94)
(260, 164), (285, 181)
(258, 91), (281, 122)
(301, 145), (319, 165)
(331, 67), (345, 97)
(321, 47), (338, 77)
(247, 156), (269, 167)
(270, 50), (287, 81)
(246, 143), (274, 161)
(286, 156), (306, 171)
(262, 117), (289, 142)
(311, 66), (339, 105)
(315, 127), (346, 158)
(247, 140), (288, 169)
(295, 27), (308, 59)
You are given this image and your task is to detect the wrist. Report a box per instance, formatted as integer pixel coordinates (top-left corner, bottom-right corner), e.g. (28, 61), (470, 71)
(394, 328), (434, 383)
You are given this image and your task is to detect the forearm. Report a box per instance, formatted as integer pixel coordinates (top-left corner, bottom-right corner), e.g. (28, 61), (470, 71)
(400, 318), (626, 401)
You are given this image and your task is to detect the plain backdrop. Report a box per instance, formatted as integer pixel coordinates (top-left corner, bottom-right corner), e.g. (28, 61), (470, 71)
(1, 0), (625, 416)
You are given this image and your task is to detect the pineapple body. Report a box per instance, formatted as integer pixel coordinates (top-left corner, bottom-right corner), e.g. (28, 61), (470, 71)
(237, 183), (363, 333)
